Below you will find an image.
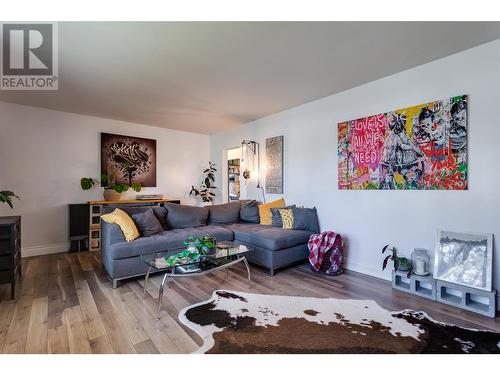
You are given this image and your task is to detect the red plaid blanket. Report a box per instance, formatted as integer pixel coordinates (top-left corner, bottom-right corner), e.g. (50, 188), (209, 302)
(308, 231), (340, 271)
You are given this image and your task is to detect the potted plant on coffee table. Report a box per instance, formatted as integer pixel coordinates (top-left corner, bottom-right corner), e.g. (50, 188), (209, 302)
(184, 234), (217, 257)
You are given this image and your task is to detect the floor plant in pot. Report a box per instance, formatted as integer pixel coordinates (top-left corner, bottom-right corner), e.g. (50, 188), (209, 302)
(189, 162), (217, 205)
(80, 174), (141, 201)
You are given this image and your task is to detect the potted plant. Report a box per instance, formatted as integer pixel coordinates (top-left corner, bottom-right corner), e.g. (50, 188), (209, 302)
(0, 191), (19, 209)
(382, 244), (413, 278)
(80, 174), (141, 201)
(184, 234), (217, 256)
(189, 162), (217, 205)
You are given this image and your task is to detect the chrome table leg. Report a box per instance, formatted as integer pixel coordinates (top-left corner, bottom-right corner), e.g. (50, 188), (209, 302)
(242, 257), (252, 287)
(143, 266), (152, 299)
(157, 273), (169, 320)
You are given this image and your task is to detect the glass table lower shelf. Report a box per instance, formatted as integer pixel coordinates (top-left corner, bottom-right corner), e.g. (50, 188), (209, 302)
(140, 241), (252, 319)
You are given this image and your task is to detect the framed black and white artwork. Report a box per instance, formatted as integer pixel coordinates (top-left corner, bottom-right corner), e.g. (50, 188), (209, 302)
(434, 230), (493, 291)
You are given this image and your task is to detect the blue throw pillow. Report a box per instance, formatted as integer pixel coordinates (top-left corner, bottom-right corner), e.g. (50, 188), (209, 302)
(208, 202), (241, 225)
(131, 209), (164, 237)
(239, 200), (261, 223)
(152, 206), (168, 230)
(291, 206), (320, 233)
(165, 203), (209, 229)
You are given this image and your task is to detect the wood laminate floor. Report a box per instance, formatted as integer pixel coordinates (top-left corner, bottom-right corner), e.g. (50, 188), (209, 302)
(0, 252), (498, 354)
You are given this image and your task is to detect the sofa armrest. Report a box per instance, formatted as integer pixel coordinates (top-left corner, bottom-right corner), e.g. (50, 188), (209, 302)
(101, 221), (126, 248)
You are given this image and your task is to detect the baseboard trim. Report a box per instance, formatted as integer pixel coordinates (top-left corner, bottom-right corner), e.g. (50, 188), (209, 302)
(344, 259), (391, 282)
(21, 243), (68, 258)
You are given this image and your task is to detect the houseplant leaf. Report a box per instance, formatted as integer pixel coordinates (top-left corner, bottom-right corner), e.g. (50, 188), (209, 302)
(80, 178), (96, 190)
(0, 191), (20, 209)
(382, 255), (391, 271)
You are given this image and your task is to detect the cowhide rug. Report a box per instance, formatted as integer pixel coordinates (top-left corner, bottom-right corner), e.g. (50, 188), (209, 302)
(179, 290), (500, 354)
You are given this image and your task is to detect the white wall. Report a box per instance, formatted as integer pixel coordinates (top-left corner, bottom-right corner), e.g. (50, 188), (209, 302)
(0, 102), (210, 256)
(211, 40), (500, 300)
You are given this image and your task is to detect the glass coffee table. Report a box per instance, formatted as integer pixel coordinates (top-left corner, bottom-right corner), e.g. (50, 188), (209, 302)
(140, 241), (252, 319)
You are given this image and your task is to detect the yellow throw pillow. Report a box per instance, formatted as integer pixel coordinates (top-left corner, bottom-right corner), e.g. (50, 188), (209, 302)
(279, 208), (294, 229)
(258, 198), (285, 225)
(101, 208), (140, 242)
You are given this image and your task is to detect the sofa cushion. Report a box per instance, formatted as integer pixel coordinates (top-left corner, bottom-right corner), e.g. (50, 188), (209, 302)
(225, 223), (313, 251)
(239, 200), (260, 223)
(101, 208), (140, 242)
(291, 207), (320, 233)
(258, 198), (285, 225)
(208, 202), (241, 225)
(152, 207), (168, 230)
(109, 225), (234, 260)
(271, 204), (296, 227)
(279, 208), (294, 229)
(131, 209), (164, 237)
(165, 203), (208, 229)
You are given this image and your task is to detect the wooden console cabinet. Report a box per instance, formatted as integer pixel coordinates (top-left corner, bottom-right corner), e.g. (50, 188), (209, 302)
(0, 216), (21, 299)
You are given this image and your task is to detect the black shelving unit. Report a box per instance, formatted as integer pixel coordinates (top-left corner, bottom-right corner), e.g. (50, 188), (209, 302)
(0, 216), (21, 300)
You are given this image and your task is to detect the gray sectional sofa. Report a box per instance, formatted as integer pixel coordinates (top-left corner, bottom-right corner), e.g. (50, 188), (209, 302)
(101, 201), (317, 287)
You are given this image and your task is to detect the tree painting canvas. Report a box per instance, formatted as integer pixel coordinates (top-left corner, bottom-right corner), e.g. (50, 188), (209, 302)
(338, 95), (467, 190)
(101, 133), (157, 187)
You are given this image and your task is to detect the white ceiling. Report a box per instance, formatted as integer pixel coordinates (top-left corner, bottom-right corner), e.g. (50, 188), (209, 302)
(1, 22), (500, 134)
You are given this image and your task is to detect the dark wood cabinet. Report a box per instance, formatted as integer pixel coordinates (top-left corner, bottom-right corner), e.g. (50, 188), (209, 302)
(0, 216), (21, 299)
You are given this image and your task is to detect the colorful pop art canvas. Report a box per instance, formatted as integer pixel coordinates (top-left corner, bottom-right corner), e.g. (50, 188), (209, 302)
(338, 95), (467, 190)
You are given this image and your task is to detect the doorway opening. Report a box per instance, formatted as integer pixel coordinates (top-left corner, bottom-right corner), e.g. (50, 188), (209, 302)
(226, 147), (242, 202)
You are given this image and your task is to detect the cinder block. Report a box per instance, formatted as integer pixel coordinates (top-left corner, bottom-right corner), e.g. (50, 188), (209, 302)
(412, 273), (436, 301)
(392, 269), (413, 294)
(437, 280), (497, 318)
(392, 270), (436, 301)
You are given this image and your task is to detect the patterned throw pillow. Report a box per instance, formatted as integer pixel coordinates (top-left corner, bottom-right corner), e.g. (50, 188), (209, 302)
(101, 208), (140, 242)
(279, 208), (294, 229)
(271, 204), (296, 227)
